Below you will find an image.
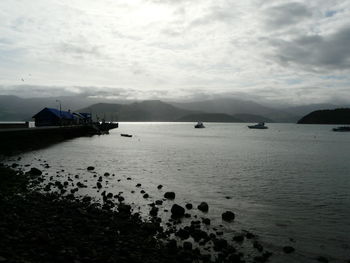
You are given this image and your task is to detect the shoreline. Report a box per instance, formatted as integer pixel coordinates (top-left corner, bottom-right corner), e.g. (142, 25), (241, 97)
(0, 160), (277, 263)
(1, 132), (341, 263)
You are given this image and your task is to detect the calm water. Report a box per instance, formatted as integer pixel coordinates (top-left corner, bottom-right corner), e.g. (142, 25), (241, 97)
(7, 123), (350, 262)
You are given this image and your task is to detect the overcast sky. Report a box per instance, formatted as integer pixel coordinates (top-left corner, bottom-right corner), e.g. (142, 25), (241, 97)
(1, 0), (350, 104)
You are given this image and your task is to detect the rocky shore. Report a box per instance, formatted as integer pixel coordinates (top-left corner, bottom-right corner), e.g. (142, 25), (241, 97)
(0, 160), (283, 263)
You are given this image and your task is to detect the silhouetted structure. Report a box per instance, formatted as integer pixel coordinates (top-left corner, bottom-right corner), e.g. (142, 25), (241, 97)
(32, 108), (92, 127)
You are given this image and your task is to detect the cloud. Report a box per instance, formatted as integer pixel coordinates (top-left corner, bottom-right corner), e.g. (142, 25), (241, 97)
(264, 2), (312, 29)
(269, 26), (350, 71)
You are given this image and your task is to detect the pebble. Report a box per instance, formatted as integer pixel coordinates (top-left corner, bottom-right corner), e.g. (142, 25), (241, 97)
(197, 202), (209, 212)
(164, 192), (175, 200)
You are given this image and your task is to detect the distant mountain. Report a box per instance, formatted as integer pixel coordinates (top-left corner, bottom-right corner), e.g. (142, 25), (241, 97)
(284, 104), (347, 117)
(171, 98), (298, 123)
(231, 113), (272, 123)
(78, 100), (194, 121)
(176, 113), (242, 122)
(0, 95), (131, 121)
(297, 108), (350, 124)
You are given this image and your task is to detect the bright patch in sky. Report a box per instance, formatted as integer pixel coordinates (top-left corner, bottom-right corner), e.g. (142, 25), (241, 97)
(0, 0), (350, 104)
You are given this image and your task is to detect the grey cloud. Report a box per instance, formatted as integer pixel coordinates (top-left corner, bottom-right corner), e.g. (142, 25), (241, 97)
(264, 2), (312, 29)
(269, 26), (350, 71)
(189, 5), (236, 28)
(58, 42), (101, 58)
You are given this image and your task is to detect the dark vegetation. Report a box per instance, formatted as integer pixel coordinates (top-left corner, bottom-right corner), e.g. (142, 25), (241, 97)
(297, 108), (350, 124)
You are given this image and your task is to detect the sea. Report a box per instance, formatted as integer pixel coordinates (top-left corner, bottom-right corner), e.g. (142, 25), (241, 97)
(5, 123), (350, 262)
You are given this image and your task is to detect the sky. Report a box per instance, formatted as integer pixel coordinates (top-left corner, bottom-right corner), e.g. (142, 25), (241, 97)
(0, 0), (350, 105)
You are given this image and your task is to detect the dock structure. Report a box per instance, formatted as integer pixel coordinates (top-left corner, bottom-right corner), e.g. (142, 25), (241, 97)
(0, 107), (119, 155)
(0, 123), (118, 155)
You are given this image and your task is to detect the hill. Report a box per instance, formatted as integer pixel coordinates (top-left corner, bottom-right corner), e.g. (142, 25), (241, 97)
(297, 108), (350, 124)
(171, 98), (298, 123)
(78, 100), (194, 121)
(176, 113), (242, 122)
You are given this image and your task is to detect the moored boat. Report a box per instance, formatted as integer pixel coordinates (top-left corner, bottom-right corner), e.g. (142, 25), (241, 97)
(248, 122), (268, 129)
(121, 133), (132, 137)
(332, 126), (350, 132)
(194, 122), (205, 128)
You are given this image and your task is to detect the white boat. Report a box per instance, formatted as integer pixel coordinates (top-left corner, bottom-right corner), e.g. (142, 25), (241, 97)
(248, 122), (268, 129)
(194, 122), (205, 128)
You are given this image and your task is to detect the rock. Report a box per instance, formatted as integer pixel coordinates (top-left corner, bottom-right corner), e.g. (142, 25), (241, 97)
(140, 190), (145, 194)
(253, 241), (263, 252)
(167, 239), (177, 250)
(176, 228), (190, 240)
(164, 192), (176, 200)
(183, 241), (192, 250)
(28, 167), (42, 176)
(87, 166), (95, 171)
(0, 256), (7, 262)
(136, 183), (142, 187)
(202, 218), (211, 225)
(197, 202), (209, 212)
(126, 177), (131, 180)
(77, 182), (87, 188)
(106, 193), (113, 199)
(104, 172), (110, 176)
(222, 211), (235, 222)
(213, 239), (228, 251)
(317, 256), (329, 263)
(233, 235), (244, 243)
(155, 200), (163, 205)
(96, 182), (102, 189)
(283, 246), (295, 254)
(171, 204), (185, 218)
(185, 203), (193, 210)
(157, 184), (163, 189)
(143, 193), (149, 199)
(150, 206), (158, 216)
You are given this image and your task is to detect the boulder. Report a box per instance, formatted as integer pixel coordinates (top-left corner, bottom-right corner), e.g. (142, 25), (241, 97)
(28, 167), (42, 176)
(202, 218), (211, 225)
(185, 203), (193, 210)
(197, 202), (209, 212)
(157, 184), (163, 189)
(283, 246), (295, 254)
(171, 204), (185, 218)
(164, 192), (176, 200)
(222, 211), (235, 222)
(87, 166), (95, 171)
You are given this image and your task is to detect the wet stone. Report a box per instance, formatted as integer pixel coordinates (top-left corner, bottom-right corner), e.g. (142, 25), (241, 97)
(233, 234), (244, 243)
(197, 202), (209, 212)
(183, 241), (192, 251)
(143, 193), (149, 199)
(157, 184), (163, 189)
(202, 218), (211, 225)
(316, 256), (329, 263)
(283, 246), (295, 254)
(164, 192), (176, 200)
(222, 211), (235, 222)
(28, 167), (42, 176)
(185, 203), (193, 210)
(155, 200), (163, 205)
(171, 204), (185, 218)
(87, 166), (95, 171)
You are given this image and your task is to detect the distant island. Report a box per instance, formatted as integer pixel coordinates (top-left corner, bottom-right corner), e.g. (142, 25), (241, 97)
(297, 108), (350, 124)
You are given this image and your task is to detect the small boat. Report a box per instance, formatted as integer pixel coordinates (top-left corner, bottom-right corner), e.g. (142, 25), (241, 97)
(194, 122), (205, 128)
(121, 133), (132, 137)
(248, 122), (268, 129)
(332, 126), (350, 132)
